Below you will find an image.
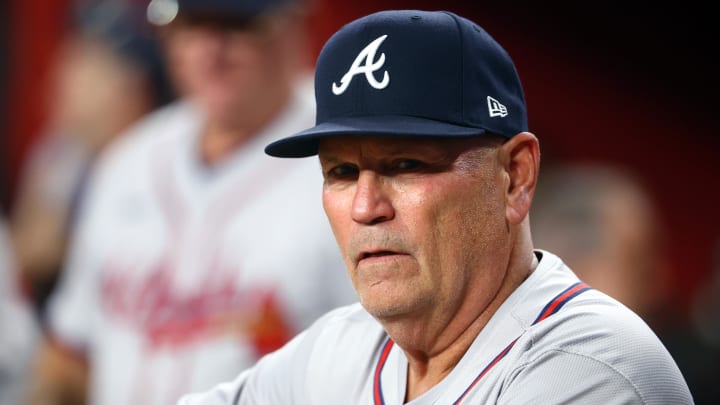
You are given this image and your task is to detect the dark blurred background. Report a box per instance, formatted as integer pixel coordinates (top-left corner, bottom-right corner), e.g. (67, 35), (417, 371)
(2, 0), (718, 401)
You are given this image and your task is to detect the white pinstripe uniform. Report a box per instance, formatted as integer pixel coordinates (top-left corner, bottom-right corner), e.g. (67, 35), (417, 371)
(179, 251), (693, 404)
(46, 79), (357, 405)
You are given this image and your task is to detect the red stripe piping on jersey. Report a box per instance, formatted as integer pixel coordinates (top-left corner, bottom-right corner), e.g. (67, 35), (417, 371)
(533, 282), (591, 324)
(371, 281), (591, 405)
(374, 339), (395, 405)
(452, 282), (591, 404)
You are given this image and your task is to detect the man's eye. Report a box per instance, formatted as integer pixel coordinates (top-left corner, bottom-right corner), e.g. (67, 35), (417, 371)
(394, 159), (423, 171)
(327, 164), (358, 178)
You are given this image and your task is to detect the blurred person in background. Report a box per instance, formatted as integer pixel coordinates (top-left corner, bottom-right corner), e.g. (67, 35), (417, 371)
(24, 0), (356, 404)
(9, 0), (174, 321)
(0, 217), (39, 405)
(530, 163), (670, 321)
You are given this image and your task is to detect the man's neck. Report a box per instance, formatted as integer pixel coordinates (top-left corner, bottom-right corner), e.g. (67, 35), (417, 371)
(398, 249), (539, 402)
(197, 83), (293, 166)
(402, 314), (488, 402)
(199, 125), (253, 165)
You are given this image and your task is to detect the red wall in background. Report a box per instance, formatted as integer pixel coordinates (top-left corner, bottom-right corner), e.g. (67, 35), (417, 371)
(5, 1), (718, 312)
(5, 0), (71, 208)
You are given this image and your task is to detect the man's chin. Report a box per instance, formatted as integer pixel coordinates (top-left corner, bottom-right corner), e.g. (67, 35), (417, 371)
(359, 292), (423, 322)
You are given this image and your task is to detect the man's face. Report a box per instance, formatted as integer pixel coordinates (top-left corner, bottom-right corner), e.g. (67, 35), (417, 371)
(319, 136), (511, 324)
(162, 12), (298, 121)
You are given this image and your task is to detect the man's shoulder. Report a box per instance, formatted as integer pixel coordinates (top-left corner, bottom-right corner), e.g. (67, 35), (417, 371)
(512, 252), (681, 378)
(518, 288), (685, 385)
(284, 302), (383, 361)
(500, 292), (692, 403)
(522, 263), (669, 357)
(243, 302), (381, 402)
(536, 287), (663, 346)
(309, 303), (380, 337)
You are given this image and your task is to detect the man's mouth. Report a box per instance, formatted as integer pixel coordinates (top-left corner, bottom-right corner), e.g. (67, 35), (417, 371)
(360, 251), (396, 260)
(356, 250), (407, 265)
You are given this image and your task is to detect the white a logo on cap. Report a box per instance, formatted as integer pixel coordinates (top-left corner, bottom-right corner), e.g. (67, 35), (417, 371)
(332, 35), (390, 95)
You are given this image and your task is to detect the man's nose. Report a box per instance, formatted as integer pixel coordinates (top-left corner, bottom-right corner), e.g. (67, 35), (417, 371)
(351, 170), (394, 225)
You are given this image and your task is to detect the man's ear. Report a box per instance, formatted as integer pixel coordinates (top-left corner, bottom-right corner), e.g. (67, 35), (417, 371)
(500, 132), (540, 225)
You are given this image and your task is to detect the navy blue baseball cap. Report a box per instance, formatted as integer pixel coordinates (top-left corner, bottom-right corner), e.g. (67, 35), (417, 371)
(265, 9), (528, 158)
(147, 0), (297, 26)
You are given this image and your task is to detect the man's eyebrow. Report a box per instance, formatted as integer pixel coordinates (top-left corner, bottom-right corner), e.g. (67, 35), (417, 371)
(364, 143), (444, 158)
(318, 155), (343, 165)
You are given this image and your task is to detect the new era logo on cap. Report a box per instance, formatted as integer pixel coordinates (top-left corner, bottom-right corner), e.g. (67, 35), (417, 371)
(265, 10), (529, 158)
(487, 96), (508, 118)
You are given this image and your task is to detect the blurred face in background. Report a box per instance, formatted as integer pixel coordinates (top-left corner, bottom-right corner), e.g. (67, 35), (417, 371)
(530, 166), (670, 318)
(161, 9), (306, 127)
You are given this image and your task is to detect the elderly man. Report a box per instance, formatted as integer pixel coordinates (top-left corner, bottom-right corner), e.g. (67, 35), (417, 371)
(179, 9), (693, 404)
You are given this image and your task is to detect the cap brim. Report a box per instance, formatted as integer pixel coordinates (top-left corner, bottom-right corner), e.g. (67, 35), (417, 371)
(264, 115), (491, 157)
